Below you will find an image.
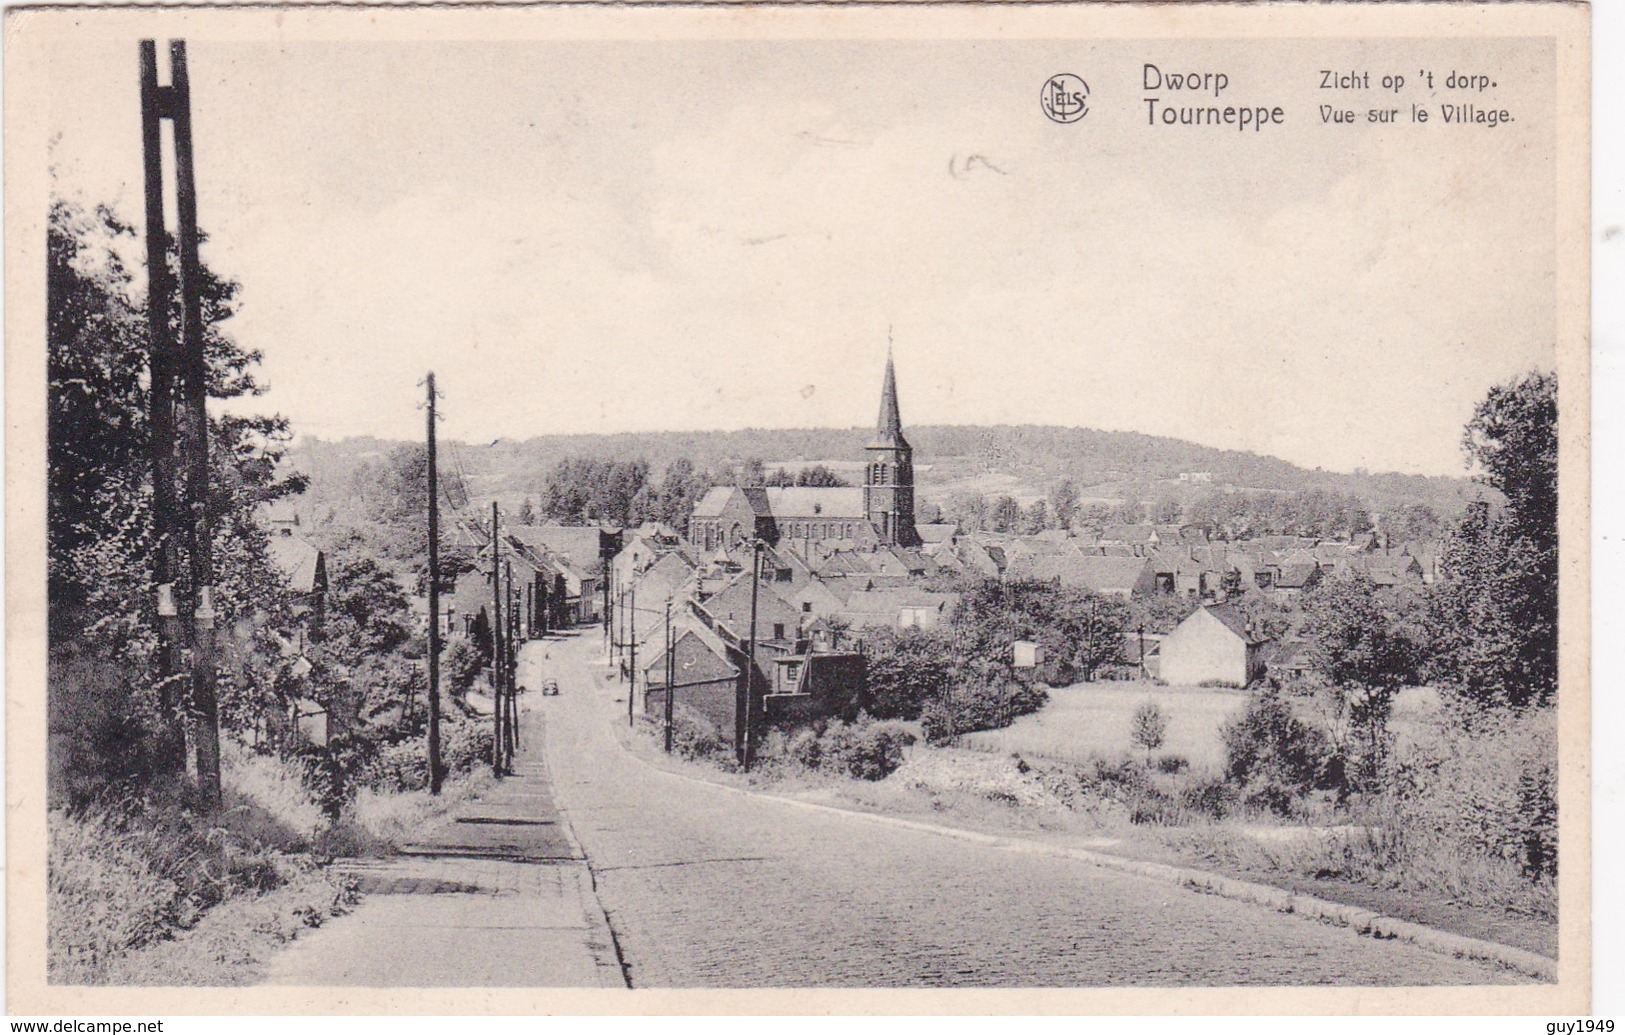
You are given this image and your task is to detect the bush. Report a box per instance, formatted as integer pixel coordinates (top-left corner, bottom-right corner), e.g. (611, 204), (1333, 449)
(1180, 776), (1238, 820)
(1221, 688), (1333, 815)
(919, 680), (1048, 744)
(441, 634), (484, 696)
(1391, 703), (1557, 883)
(667, 707), (733, 764)
(1155, 753), (1189, 775)
(820, 717), (916, 780)
(1131, 700), (1167, 759)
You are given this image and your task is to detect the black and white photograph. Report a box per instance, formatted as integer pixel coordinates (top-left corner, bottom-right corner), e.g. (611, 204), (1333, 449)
(5, 1), (1593, 1015)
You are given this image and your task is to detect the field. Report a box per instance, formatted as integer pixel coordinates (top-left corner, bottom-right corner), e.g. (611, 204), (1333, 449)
(960, 683), (1449, 776)
(960, 680), (1250, 773)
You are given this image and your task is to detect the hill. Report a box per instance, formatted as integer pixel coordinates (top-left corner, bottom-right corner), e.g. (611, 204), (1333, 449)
(286, 424), (1485, 531)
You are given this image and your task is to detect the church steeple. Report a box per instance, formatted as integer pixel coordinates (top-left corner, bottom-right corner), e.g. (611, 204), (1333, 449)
(863, 343), (920, 548)
(872, 347), (910, 451)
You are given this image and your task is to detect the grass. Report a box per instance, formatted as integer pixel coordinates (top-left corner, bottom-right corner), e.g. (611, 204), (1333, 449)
(94, 869), (357, 986)
(960, 681), (1451, 777)
(322, 769), (495, 857)
(960, 680), (1248, 772)
(48, 736), (497, 985)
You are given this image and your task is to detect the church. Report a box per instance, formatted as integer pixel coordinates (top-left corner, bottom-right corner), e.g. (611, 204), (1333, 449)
(688, 354), (922, 551)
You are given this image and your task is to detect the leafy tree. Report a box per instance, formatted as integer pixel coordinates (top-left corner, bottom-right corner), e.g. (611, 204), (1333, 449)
(1049, 478), (1080, 532)
(1463, 371), (1557, 552)
(1151, 499), (1182, 524)
(1221, 688), (1333, 815)
(989, 495), (1022, 533)
(739, 457), (767, 487)
(1429, 372), (1557, 708)
(1131, 700), (1167, 763)
(856, 626), (955, 720)
(47, 197), (304, 784)
(517, 496), (537, 525)
(1300, 570), (1419, 788)
(1022, 499), (1049, 535)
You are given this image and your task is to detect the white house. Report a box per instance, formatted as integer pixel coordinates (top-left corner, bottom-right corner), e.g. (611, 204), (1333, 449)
(1157, 602), (1265, 687)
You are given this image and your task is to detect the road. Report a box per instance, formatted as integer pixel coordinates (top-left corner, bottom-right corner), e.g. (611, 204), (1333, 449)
(526, 630), (1517, 988)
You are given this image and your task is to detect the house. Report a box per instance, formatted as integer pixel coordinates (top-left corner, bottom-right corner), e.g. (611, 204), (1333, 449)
(916, 522), (959, 555)
(264, 527), (327, 618)
(639, 619), (743, 738)
(765, 650), (867, 725)
(1009, 550), (1156, 598)
(1158, 602), (1266, 687)
(1272, 562), (1324, 598)
(504, 524), (605, 625)
(835, 588), (960, 630)
(692, 571), (804, 647)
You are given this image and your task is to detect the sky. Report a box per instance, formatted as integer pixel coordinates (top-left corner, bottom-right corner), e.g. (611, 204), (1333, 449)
(42, 32), (1557, 476)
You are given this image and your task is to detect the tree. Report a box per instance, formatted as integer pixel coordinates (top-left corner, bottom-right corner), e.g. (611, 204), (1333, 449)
(1300, 570), (1419, 788)
(657, 457), (708, 529)
(989, 495), (1022, 533)
(1463, 371), (1557, 552)
(1022, 499), (1049, 535)
(1049, 478), (1080, 532)
(1131, 700), (1167, 764)
(48, 197), (304, 786)
(517, 496), (537, 525)
(1430, 372), (1558, 708)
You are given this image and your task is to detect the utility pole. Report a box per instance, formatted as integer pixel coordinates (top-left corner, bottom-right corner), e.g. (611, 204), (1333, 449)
(664, 600), (675, 753)
(156, 40), (223, 809)
(491, 501), (505, 776)
(601, 549), (612, 656)
(139, 41), (185, 776)
(425, 373), (444, 794)
(741, 539), (763, 770)
(505, 560), (518, 758)
(627, 584), (637, 727)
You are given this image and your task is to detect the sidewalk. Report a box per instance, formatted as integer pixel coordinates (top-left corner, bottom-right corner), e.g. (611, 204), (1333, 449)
(263, 727), (626, 987)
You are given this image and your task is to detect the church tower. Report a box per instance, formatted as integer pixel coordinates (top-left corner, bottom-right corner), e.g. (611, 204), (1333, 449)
(864, 350), (921, 548)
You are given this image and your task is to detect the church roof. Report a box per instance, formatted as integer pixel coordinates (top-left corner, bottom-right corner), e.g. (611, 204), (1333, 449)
(763, 487), (867, 519)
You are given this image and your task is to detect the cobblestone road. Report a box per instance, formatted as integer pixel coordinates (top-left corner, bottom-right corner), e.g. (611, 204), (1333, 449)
(528, 632), (1518, 989)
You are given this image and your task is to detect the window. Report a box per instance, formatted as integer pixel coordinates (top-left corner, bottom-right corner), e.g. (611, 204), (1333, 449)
(802, 601), (813, 613)
(773, 623), (785, 640)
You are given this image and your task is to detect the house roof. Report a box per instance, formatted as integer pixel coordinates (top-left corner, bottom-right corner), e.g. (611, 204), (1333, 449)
(916, 522), (959, 545)
(1013, 551), (1150, 595)
(505, 525), (608, 573)
(265, 533), (324, 594)
(838, 588), (959, 615)
(643, 619), (739, 685)
(1102, 523), (1157, 544)
(691, 487), (736, 519)
(1276, 562), (1320, 589)
(1201, 602), (1260, 643)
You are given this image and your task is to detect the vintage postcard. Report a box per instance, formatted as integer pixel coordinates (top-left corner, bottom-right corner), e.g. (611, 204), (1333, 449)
(4, 0), (1592, 1017)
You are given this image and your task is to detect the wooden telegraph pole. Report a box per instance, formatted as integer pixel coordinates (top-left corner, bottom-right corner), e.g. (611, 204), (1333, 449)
(741, 539), (763, 771)
(425, 373), (444, 794)
(139, 41), (185, 776)
(505, 560), (518, 759)
(627, 584), (637, 727)
(664, 600), (675, 753)
(490, 501), (505, 776)
(140, 40), (221, 806)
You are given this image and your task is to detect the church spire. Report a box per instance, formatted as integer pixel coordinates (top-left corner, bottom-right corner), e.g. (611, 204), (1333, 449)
(872, 345), (908, 449)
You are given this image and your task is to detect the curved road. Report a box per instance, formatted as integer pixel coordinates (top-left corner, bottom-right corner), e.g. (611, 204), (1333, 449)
(526, 632), (1514, 989)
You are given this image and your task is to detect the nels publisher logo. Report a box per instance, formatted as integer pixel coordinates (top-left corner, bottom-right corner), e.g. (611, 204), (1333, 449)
(1041, 73), (1090, 123)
